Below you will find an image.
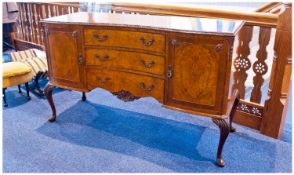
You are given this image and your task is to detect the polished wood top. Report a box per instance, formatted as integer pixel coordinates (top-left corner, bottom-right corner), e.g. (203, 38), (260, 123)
(41, 12), (244, 36)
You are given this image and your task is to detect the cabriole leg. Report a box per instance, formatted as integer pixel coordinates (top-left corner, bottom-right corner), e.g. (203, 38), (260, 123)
(44, 83), (56, 122)
(212, 90), (240, 167)
(212, 118), (230, 167)
(229, 91), (240, 132)
(82, 92), (86, 101)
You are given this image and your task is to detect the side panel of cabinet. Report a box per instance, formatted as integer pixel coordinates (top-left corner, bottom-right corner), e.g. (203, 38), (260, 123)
(166, 33), (232, 115)
(44, 24), (85, 90)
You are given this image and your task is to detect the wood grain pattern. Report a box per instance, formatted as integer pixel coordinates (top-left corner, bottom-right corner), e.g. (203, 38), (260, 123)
(14, 2), (80, 48)
(85, 48), (165, 75)
(84, 28), (165, 54)
(45, 25), (84, 89)
(41, 12), (247, 167)
(41, 12), (243, 118)
(13, 2), (291, 139)
(86, 68), (165, 102)
(166, 34), (232, 115)
(250, 27), (271, 103)
(111, 3), (278, 26)
(261, 4), (292, 138)
(234, 110), (262, 130)
(232, 25), (253, 99)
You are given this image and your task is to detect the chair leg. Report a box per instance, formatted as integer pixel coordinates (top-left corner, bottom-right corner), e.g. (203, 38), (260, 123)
(25, 82), (31, 100)
(3, 88), (8, 107)
(18, 85), (22, 93)
(34, 73), (41, 89)
(30, 72), (45, 96)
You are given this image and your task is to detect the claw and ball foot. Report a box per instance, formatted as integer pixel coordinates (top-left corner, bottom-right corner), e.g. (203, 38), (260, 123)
(44, 83), (56, 122)
(212, 118), (230, 167)
(230, 127), (236, 133)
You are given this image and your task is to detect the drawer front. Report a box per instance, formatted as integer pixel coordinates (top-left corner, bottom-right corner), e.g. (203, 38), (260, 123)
(86, 69), (164, 102)
(85, 48), (165, 75)
(84, 29), (165, 53)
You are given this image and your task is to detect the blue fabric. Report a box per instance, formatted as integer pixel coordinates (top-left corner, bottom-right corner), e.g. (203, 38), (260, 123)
(3, 80), (292, 172)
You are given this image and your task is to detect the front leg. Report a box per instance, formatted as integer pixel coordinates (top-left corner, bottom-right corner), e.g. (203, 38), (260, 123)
(212, 118), (230, 167)
(229, 90), (240, 132)
(44, 83), (56, 122)
(82, 92), (86, 101)
(212, 90), (240, 167)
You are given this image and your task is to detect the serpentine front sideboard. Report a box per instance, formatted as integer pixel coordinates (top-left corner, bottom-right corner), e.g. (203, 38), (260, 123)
(41, 12), (244, 167)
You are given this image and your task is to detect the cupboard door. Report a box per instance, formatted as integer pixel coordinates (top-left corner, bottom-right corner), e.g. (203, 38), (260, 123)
(45, 26), (84, 89)
(166, 34), (231, 115)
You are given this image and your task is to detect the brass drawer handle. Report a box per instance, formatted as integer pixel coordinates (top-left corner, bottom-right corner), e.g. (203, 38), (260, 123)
(95, 54), (109, 61)
(139, 82), (154, 92)
(93, 33), (108, 42)
(140, 36), (155, 47)
(96, 76), (111, 83)
(140, 59), (155, 68)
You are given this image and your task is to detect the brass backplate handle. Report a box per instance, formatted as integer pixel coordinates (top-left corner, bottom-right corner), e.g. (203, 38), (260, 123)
(93, 33), (108, 42)
(139, 82), (155, 92)
(140, 59), (155, 68)
(96, 76), (111, 83)
(140, 36), (155, 47)
(95, 54), (109, 61)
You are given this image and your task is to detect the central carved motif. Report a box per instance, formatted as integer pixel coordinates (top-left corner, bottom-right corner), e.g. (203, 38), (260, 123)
(112, 90), (140, 102)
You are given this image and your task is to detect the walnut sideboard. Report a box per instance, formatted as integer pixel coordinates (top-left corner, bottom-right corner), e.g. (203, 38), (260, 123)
(41, 12), (244, 167)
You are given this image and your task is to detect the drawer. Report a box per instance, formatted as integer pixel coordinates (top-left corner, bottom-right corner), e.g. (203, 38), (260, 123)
(84, 29), (165, 53)
(86, 69), (164, 102)
(85, 48), (165, 75)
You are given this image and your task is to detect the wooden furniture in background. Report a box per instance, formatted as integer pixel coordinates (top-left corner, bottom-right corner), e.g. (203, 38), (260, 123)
(13, 2), (79, 50)
(41, 12), (244, 167)
(261, 4), (292, 138)
(9, 49), (48, 96)
(13, 2), (291, 139)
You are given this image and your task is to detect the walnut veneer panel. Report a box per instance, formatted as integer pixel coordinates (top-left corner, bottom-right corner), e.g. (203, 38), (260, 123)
(45, 25), (84, 89)
(85, 48), (165, 76)
(166, 34), (231, 115)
